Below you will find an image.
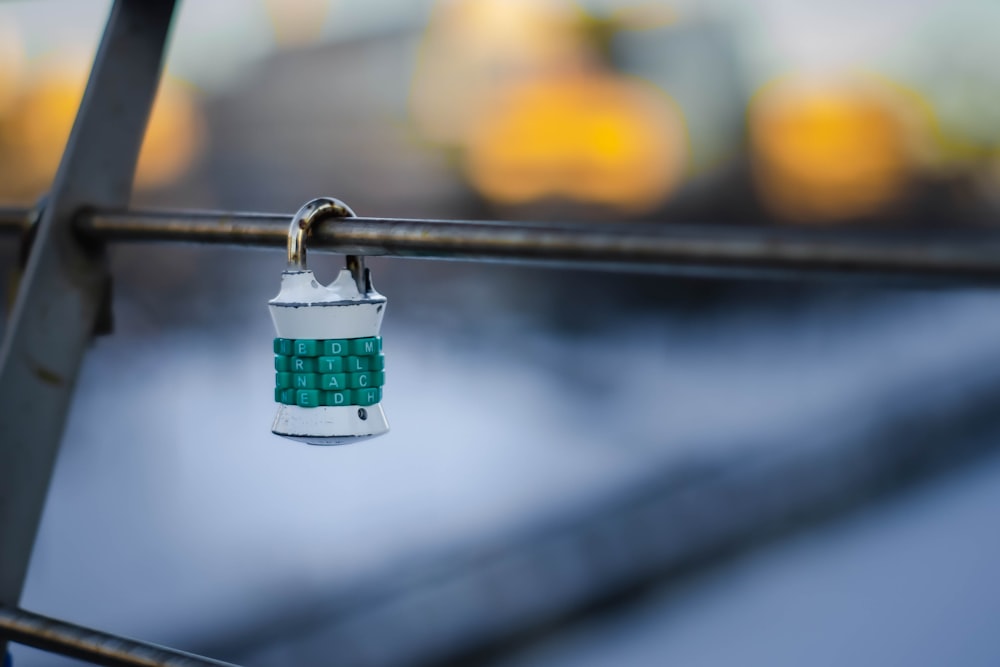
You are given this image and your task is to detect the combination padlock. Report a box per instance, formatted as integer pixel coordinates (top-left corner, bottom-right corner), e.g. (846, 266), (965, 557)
(270, 198), (389, 445)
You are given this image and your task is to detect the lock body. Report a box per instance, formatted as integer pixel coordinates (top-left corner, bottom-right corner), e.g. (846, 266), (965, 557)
(270, 268), (388, 445)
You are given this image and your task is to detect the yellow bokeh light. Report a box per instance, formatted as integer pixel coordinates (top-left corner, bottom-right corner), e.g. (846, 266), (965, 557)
(411, 0), (591, 145)
(464, 73), (688, 213)
(264, 0), (332, 47)
(0, 20), (26, 116)
(138, 78), (205, 189)
(0, 56), (205, 199)
(750, 73), (916, 223)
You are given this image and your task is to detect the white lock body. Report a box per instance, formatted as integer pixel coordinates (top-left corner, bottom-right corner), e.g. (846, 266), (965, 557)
(270, 268), (389, 445)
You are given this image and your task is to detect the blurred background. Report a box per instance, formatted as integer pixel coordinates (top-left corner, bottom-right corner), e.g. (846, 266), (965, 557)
(3, 0), (1000, 665)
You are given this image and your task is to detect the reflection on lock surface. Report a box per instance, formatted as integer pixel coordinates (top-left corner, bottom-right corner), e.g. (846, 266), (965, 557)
(270, 198), (389, 445)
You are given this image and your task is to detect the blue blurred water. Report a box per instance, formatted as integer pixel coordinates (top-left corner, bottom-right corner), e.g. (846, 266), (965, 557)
(500, 446), (1000, 667)
(10, 264), (1000, 665)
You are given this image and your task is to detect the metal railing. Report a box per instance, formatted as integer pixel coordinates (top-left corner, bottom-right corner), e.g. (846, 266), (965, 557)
(0, 607), (235, 667)
(5, 207), (1000, 284)
(1, 1), (998, 665)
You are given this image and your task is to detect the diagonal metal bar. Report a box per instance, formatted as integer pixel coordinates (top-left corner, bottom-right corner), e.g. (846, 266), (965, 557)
(0, 606), (238, 667)
(0, 0), (177, 630)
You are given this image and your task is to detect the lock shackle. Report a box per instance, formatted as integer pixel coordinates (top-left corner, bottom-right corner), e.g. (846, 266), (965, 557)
(287, 197), (366, 292)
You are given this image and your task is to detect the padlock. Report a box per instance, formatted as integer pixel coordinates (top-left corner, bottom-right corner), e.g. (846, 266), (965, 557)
(270, 197), (389, 445)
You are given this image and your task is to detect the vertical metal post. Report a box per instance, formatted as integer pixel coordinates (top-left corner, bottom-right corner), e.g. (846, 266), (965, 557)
(0, 0), (178, 650)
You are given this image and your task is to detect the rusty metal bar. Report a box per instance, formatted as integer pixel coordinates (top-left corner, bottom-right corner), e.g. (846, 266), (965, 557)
(5, 206), (1000, 283)
(0, 606), (237, 667)
(85, 209), (1000, 283)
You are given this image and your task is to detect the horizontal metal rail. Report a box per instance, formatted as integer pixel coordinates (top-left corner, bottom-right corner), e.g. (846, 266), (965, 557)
(3, 206), (1000, 283)
(0, 606), (237, 667)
